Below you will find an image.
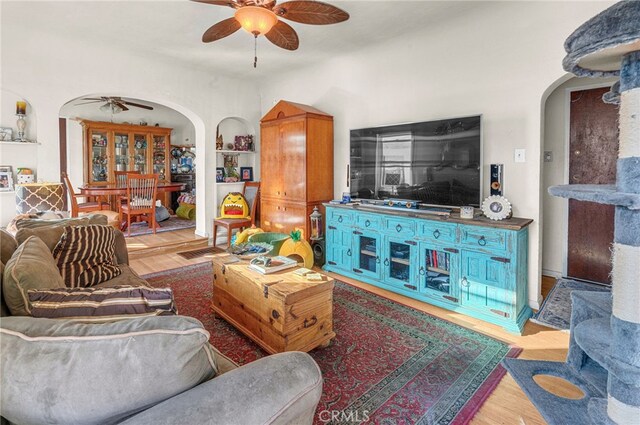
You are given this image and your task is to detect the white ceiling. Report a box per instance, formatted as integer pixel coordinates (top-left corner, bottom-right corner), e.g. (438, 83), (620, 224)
(2, 0), (487, 79)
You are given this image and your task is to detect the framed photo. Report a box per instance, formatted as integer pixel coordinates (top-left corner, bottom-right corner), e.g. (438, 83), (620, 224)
(0, 168), (13, 191)
(0, 128), (12, 142)
(0, 165), (12, 174)
(216, 167), (225, 183)
(240, 167), (253, 182)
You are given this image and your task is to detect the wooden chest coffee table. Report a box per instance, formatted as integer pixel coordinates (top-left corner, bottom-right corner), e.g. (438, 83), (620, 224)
(211, 256), (336, 354)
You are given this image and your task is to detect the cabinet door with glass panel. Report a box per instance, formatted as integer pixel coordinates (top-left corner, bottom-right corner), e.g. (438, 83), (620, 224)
(418, 244), (460, 305)
(113, 132), (131, 173)
(132, 133), (149, 174)
(152, 134), (169, 181)
(88, 128), (110, 183)
(383, 236), (418, 292)
(352, 229), (382, 279)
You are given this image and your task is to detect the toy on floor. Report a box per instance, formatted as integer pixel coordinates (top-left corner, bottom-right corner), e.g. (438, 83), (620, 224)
(234, 226), (263, 245)
(279, 229), (314, 269)
(217, 192), (249, 219)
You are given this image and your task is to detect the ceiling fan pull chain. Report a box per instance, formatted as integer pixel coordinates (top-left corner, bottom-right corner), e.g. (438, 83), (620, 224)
(253, 34), (258, 68)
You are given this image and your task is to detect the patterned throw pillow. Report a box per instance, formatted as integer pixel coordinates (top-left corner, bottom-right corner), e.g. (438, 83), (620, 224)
(27, 286), (177, 321)
(53, 225), (122, 287)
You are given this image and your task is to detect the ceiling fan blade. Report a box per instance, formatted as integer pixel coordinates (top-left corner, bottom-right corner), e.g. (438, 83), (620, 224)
(202, 17), (242, 43)
(80, 98), (107, 101)
(75, 100), (104, 105)
(273, 1), (349, 25)
(265, 20), (299, 50)
(191, 0), (239, 9)
(122, 101), (154, 110)
(114, 102), (130, 112)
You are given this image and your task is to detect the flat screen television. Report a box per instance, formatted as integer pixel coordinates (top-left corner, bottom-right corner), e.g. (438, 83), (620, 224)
(350, 115), (482, 207)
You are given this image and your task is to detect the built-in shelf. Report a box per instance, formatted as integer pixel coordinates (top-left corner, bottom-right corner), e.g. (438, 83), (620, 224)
(215, 150), (256, 155)
(216, 182), (245, 185)
(0, 141), (40, 146)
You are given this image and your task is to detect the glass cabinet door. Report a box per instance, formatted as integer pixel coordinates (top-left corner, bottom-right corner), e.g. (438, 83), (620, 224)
(420, 246), (459, 304)
(133, 134), (148, 173)
(90, 130), (109, 183)
(152, 135), (167, 181)
(353, 231), (381, 279)
(114, 132), (130, 172)
(384, 237), (417, 291)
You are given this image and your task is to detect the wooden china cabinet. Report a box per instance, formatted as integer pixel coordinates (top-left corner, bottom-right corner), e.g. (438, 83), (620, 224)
(80, 120), (172, 206)
(260, 101), (334, 238)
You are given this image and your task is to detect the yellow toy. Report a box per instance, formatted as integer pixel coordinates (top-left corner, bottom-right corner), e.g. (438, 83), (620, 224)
(279, 229), (314, 269)
(217, 192), (250, 219)
(234, 226), (263, 245)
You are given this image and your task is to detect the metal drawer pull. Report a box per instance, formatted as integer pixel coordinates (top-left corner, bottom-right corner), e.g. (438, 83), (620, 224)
(478, 236), (487, 246)
(404, 240), (417, 246)
(338, 216), (343, 223)
(328, 225), (337, 230)
(365, 219), (371, 227)
(444, 248), (459, 254)
(303, 316), (318, 328)
(404, 284), (417, 291)
(353, 268), (363, 274)
(443, 295), (459, 303)
(433, 229), (440, 239)
(347, 249), (352, 257)
(328, 261), (337, 266)
(419, 266), (426, 276)
(491, 256), (510, 263)
(396, 224), (403, 233)
(384, 258), (390, 266)
(461, 277), (469, 287)
(353, 230), (363, 235)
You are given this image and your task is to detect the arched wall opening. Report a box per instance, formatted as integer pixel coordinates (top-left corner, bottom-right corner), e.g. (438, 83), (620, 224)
(539, 74), (617, 278)
(58, 93), (207, 235)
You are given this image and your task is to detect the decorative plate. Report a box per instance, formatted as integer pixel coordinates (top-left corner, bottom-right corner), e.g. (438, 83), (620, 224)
(481, 195), (512, 221)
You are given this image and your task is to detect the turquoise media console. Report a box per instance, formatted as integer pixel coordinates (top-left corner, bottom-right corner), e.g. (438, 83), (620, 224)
(323, 204), (533, 333)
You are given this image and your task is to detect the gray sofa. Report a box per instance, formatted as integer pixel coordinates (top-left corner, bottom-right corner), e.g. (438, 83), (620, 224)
(0, 217), (322, 424)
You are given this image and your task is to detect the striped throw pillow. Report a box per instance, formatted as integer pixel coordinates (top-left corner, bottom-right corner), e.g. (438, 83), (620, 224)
(27, 286), (177, 321)
(53, 225), (122, 287)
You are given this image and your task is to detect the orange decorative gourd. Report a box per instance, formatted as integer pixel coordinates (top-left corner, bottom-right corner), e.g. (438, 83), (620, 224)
(279, 228), (314, 268)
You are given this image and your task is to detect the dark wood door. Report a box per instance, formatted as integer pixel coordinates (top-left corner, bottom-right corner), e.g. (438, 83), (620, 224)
(567, 86), (618, 284)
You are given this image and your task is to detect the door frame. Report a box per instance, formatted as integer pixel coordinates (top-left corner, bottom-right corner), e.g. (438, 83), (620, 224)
(560, 82), (614, 278)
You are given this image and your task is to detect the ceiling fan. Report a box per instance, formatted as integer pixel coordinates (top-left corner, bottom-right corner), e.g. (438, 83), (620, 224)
(74, 97), (154, 114)
(194, 0), (349, 67)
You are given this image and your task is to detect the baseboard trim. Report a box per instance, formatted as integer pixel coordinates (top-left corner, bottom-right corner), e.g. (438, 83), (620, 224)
(542, 269), (563, 279)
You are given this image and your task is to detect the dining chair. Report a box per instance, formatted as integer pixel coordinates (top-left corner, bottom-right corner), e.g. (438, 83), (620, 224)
(213, 181), (260, 248)
(61, 172), (111, 218)
(114, 171), (141, 205)
(119, 174), (159, 237)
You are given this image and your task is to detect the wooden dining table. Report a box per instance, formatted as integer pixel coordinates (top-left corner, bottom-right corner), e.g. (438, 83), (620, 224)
(78, 182), (186, 231)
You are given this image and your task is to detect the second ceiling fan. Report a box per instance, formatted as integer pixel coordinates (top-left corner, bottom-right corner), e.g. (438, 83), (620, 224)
(194, 0), (349, 67)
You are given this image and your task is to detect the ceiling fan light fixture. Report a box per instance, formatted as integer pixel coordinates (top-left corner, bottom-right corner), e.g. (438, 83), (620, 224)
(99, 103), (111, 113)
(234, 6), (278, 35)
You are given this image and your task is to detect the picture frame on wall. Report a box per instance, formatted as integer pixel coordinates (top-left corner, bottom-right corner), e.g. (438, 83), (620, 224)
(0, 128), (13, 142)
(216, 167), (225, 183)
(240, 167), (253, 182)
(0, 166), (14, 191)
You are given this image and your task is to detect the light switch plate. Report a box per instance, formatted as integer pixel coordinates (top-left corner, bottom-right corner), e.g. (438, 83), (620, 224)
(514, 149), (526, 163)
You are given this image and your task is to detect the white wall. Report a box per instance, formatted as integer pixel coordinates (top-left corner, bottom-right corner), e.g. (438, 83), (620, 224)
(0, 16), (261, 236)
(257, 1), (614, 308)
(541, 76), (617, 277)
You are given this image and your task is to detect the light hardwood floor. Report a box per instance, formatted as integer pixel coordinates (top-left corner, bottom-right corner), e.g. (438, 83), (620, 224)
(130, 241), (566, 425)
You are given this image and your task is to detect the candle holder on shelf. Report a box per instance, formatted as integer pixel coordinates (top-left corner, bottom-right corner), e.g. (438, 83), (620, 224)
(15, 101), (27, 142)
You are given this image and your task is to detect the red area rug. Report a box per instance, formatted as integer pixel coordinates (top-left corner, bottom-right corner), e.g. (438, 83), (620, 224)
(144, 262), (520, 424)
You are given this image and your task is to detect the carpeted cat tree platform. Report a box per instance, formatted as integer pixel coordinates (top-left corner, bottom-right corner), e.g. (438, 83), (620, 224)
(502, 1), (640, 424)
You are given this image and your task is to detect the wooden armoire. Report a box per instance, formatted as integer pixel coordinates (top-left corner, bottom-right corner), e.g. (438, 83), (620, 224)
(260, 101), (334, 239)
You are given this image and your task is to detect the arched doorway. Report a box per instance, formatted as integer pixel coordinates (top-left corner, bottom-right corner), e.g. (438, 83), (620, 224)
(58, 94), (206, 238)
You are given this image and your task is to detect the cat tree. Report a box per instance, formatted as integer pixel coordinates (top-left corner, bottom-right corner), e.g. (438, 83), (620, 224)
(503, 1), (640, 424)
